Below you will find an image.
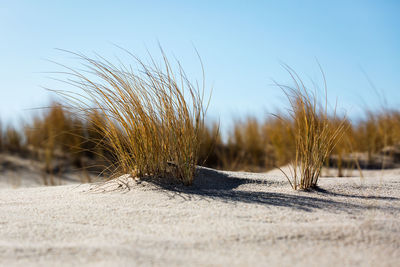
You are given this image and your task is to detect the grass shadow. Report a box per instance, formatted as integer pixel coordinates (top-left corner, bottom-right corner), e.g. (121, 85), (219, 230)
(157, 167), (400, 213)
(312, 186), (400, 201)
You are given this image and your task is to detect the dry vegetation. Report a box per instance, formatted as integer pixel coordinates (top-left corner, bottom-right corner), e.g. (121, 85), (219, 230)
(275, 66), (348, 189)
(0, 54), (399, 189)
(51, 49), (207, 185)
(200, 116), (294, 172)
(2, 99), (399, 188)
(25, 104), (85, 170)
(353, 110), (400, 166)
(2, 125), (23, 154)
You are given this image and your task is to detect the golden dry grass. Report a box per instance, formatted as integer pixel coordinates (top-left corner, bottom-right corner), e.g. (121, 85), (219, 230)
(1, 54), (399, 188)
(52, 48), (208, 185)
(199, 115), (294, 172)
(25, 103), (87, 170)
(14, 97), (397, 187)
(221, 118), (268, 171)
(327, 118), (354, 176)
(198, 122), (224, 168)
(353, 110), (400, 163)
(262, 114), (295, 169)
(276, 66), (348, 190)
(3, 125), (23, 153)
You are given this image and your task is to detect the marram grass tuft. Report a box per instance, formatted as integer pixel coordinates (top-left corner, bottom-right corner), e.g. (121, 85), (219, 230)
(277, 65), (348, 190)
(52, 48), (208, 185)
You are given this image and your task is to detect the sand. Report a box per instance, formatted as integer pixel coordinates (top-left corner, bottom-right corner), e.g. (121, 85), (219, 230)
(0, 153), (97, 188)
(0, 167), (399, 266)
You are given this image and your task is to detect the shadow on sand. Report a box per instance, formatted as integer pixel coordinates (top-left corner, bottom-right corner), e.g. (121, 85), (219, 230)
(156, 167), (400, 213)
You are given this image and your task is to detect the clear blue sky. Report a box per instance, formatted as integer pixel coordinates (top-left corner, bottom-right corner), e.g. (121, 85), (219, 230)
(1, 0), (399, 130)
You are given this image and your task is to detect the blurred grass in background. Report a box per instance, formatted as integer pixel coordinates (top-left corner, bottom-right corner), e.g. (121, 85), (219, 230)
(1, 102), (400, 182)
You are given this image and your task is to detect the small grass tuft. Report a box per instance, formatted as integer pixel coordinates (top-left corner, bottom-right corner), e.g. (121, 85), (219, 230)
(277, 65), (348, 190)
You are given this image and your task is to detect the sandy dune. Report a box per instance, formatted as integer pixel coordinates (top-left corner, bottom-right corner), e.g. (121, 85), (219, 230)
(0, 153), (98, 188)
(0, 167), (399, 266)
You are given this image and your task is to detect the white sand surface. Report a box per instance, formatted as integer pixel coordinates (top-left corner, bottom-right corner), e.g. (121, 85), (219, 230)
(0, 153), (97, 188)
(0, 167), (399, 266)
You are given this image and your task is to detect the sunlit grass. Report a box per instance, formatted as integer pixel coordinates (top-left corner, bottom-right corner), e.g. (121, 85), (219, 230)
(52, 48), (208, 185)
(276, 65), (348, 190)
(1, 55), (399, 186)
(354, 110), (400, 165)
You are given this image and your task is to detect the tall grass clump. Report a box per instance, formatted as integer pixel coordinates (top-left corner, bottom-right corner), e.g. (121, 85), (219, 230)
(53, 49), (207, 185)
(277, 66), (347, 190)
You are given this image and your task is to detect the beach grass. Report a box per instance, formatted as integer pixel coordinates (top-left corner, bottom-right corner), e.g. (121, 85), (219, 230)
(276, 65), (348, 190)
(51, 48), (208, 185)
